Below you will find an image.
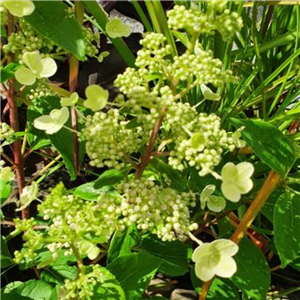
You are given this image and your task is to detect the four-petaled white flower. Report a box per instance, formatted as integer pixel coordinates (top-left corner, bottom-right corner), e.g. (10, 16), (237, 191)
(192, 239), (239, 282)
(1, 0), (35, 17)
(200, 184), (226, 212)
(15, 51), (57, 86)
(221, 162), (254, 202)
(33, 107), (69, 135)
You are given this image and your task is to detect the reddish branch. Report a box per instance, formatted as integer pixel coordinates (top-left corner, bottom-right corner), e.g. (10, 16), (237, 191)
(135, 107), (167, 179)
(6, 13), (27, 219)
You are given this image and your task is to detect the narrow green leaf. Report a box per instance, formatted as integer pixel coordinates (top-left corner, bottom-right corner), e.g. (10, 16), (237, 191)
(231, 238), (270, 300)
(139, 235), (189, 276)
(1, 236), (13, 268)
(274, 192), (300, 267)
(231, 118), (295, 176)
(1, 63), (20, 83)
(73, 182), (102, 201)
(107, 225), (138, 264)
(107, 252), (161, 300)
(25, 1), (85, 60)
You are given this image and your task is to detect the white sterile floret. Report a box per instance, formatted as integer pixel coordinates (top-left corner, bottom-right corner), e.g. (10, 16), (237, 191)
(200, 184), (226, 212)
(60, 92), (79, 107)
(192, 239), (239, 281)
(1, 0), (35, 17)
(106, 19), (131, 39)
(33, 107), (69, 135)
(221, 162), (254, 202)
(15, 51), (57, 86)
(83, 85), (108, 112)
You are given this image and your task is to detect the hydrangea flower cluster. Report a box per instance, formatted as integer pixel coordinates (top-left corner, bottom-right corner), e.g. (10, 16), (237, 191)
(166, 111), (238, 176)
(3, 17), (99, 60)
(80, 109), (144, 169)
(0, 122), (14, 143)
(167, 4), (243, 42)
(60, 265), (119, 300)
(117, 179), (198, 241)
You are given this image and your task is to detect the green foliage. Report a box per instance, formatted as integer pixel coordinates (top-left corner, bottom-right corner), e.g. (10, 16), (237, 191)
(107, 252), (161, 300)
(1, 1), (300, 299)
(231, 118), (296, 176)
(274, 192), (300, 267)
(138, 235), (189, 276)
(231, 238), (271, 300)
(24, 1), (85, 60)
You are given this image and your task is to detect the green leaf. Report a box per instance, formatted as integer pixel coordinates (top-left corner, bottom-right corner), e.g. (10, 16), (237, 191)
(0, 181), (12, 204)
(73, 182), (102, 201)
(138, 235), (189, 276)
(91, 267), (126, 300)
(191, 270), (239, 299)
(27, 96), (85, 180)
(1, 292), (32, 300)
(24, 1), (85, 60)
(149, 158), (188, 192)
(7, 280), (55, 300)
(94, 169), (128, 189)
(107, 252), (161, 300)
(274, 192), (300, 267)
(41, 265), (77, 284)
(107, 225), (138, 264)
(1, 63), (20, 83)
(231, 118), (295, 176)
(1, 236), (13, 268)
(230, 238), (270, 300)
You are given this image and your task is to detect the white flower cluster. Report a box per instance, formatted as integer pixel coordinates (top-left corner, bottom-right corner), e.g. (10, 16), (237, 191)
(61, 265), (107, 300)
(170, 51), (236, 86)
(167, 5), (242, 42)
(215, 10), (243, 41)
(0, 122), (14, 142)
(167, 5), (211, 34)
(81, 109), (144, 170)
(135, 32), (172, 74)
(166, 110), (237, 176)
(117, 179), (198, 241)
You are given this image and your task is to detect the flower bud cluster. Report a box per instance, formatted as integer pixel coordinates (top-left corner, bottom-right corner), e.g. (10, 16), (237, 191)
(166, 110), (237, 176)
(135, 33), (172, 74)
(81, 109), (144, 170)
(27, 82), (56, 100)
(114, 67), (148, 94)
(13, 218), (43, 263)
(60, 265), (108, 300)
(215, 10), (243, 41)
(170, 51), (237, 86)
(167, 5), (242, 42)
(0, 122), (14, 142)
(116, 179), (198, 241)
(3, 19), (56, 56)
(83, 27), (100, 60)
(167, 5), (211, 34)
